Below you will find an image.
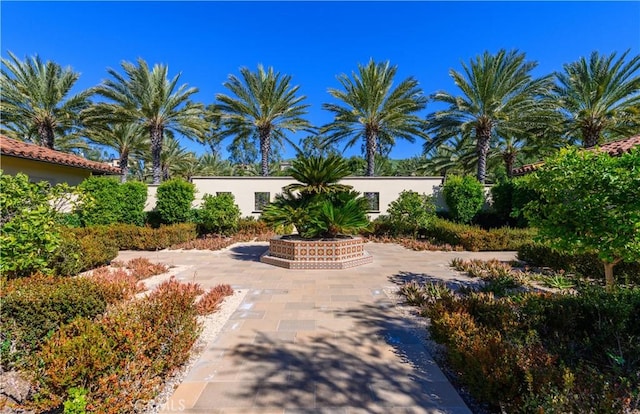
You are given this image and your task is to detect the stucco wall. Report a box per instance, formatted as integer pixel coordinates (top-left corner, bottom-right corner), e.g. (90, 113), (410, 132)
(145, 176), (448, 219)
(1, 156), (95, 186)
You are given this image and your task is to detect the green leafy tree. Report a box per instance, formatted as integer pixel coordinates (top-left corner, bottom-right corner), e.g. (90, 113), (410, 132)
(0, 52), (91, 149)
(426, 49), (557, 183)
(552, 50), (640, 148)
(0, 171), (77, 277)
(322, 59), (428, 176)
(524, 147), (640, 286)
(216, 65), (312, 176)
(85, 58), (206, 184)
(196, 193), (241, 235)
(442, 175), (485, 224)
(385, 190), (436, 237)
(154, 178), (195, 224)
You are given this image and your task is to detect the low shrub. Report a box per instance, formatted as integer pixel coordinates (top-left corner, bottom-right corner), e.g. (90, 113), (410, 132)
(237, 216), (271, 235)
(0, 275), (108, 369)
(518, 242), (640, 284)
(404, 281), (640, 412)
(424, 218), (535, 251)
(384, 190), (436, 237)
(30, 277), (204, 412)
(196, 284), (234, 315)
(69, 223), (197, 251)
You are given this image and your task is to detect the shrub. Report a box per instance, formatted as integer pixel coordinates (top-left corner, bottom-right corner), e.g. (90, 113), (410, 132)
(196, 193), (241, 235)
(0, 275), (108, 369)
(442, 175), (485, 224)
(424, 218), (535, 251)
(119, 181), (147, 226)
(0, 172), (74, 278)
(196, 284), (234, 315)
(384, 190), (436, 237)
(69, 223), (197, 251)
(31, 277), (204, 412)
(237, 216), (271, 235)
(489, 176), (537, 228)
(518, 242), (640, 285)
(154, 178), (195, 224)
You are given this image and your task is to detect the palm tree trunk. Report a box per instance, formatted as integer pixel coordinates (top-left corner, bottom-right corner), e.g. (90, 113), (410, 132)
(260, 129), (270, 177)
(38, 123), (55, 149)
(150, 127), (163, 184)
(582, 126), (600, 148)
(476, 133), (491, 184)
(366, 131), (377, 177)
(119, 150), (129, 183)
(503, 150), (516, 178)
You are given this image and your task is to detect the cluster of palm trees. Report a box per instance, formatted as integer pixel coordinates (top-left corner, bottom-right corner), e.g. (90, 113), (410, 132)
(1, 49), (638, 184)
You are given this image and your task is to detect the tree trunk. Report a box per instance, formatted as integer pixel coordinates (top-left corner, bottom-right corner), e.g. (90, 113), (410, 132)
(38, 123), (55, 150)
(150, 126), (163, 184)
(366, 130), (377, 177)
(503, 150), (516, 178)
(603, 258), (621, 289)
(119, 150), (129, 183)
(260, 128), (270, 177)
(476, 133), (491, 184)
(582, 123), (601, 148)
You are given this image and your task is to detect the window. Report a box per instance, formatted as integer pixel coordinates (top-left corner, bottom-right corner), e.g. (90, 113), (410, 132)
(254, 192), (270, 211)
(364, 192), (380, 212)
(216, 191), (232, 196)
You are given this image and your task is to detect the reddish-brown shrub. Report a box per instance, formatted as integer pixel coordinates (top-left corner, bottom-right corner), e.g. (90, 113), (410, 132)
(125, 257), (168, 280)
(196, 284), (234, 315)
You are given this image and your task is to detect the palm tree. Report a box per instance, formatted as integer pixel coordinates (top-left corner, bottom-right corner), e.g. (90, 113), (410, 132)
(216, 65), (312, 176)
(322, 59), (428, 176)
(552, 50), (640, 148)
(284, 154), (352, 195)
(0, 51), (91, 149)
(83, 122), (148, 182)
(158, 135), (194, 181)
(85, 58), (206, 184)
(425, 49), (557, 183)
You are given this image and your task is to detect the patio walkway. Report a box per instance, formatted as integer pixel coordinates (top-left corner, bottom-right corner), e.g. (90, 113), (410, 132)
(115, 242), (517, 414)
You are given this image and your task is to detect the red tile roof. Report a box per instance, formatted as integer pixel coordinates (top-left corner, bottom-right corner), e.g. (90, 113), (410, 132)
(512, 135), (640, 176)
(0, 135), (122, 175)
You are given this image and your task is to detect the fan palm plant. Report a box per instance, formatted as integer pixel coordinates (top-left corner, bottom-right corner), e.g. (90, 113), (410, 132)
(284, 154), (352, 195)
(552, 50), (640, 148)
(425, 49), (557, 183)
(0, 52), (91, 149)
(322, 59), (428, 176)
(216, 65), (312, 176)
(84, 58), (206, 184)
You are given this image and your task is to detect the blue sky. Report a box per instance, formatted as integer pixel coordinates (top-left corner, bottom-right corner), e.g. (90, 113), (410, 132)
(2, 1), (639, 161)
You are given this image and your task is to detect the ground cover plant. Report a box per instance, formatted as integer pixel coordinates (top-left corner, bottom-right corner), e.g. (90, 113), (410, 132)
(398, 260), (640, 413)
(0, 259), (234, 413)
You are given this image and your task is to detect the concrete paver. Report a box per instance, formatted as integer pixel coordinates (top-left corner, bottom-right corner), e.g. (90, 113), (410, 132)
(115, 242), (516, 413)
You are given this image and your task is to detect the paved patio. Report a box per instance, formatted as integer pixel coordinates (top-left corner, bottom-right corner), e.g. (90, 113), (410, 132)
(115, 242), (517, 414)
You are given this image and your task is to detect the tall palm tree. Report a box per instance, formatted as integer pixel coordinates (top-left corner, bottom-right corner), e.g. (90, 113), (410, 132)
(158, 135), (194, 181)
(84, 58), (206, 184)
(425, 49), (557, 183)
(552, 50), (640, 148)
(216, 65), (312, 176)
(322, 59), (428, 176)
(83, 122), (148, 182)
(0, 51), (91, 149)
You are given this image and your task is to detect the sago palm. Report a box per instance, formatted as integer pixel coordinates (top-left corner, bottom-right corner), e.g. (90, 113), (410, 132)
(0, 51), (90, 149)
(85, 58), (206, 184)
(284, 154), (352, 195)
(552, 50), (640, 148)
(425, 49), (557, 183)
(322, 59), (428, 176)
(216, 65), (312, 176)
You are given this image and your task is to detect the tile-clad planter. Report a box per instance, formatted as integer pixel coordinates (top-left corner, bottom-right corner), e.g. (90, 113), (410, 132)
(260, 236), (372, 269)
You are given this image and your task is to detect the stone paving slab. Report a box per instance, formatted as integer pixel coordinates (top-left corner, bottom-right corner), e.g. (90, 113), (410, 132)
(115, 242), (516, 413)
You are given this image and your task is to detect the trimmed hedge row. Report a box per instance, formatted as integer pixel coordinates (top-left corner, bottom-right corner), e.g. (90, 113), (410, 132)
(70, 223), (197, 251)
(421, 218), (535, 251)
(518, 243), (640, 284)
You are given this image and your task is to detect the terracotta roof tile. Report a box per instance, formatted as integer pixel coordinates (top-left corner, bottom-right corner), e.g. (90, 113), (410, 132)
(512, 135), (640, 176)
(0, 135), (121, 175)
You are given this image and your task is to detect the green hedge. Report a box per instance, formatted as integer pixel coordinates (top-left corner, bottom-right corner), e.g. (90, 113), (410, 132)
(518, 243), (640, 284)
(70, 223), (197, 251)
(76, 177), (147, 226)
(423, 218), (535, 251)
